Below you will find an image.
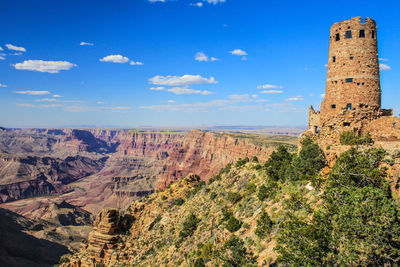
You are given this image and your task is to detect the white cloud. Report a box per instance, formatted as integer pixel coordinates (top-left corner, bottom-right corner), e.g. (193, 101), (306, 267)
(230, 49), (247, 56)
(285, 95), (304, 101)
(53, 94), (62, 98)
(167, 87), (214, 95)
(80, 42), (94, 46)
(320, 94), (325, 98)
(103, 106), (131, 111)
(194, 52), (218, 62)
(379, 58), (389, 62)
(167, 100), (176, 103)
(190, 2), (203, 7)
(0, 83), (7, 88)
(13, 90), (50, 95)
(261, 90), (283, 94)
(0, 47), (3, 51)
(204, 0), (226, 4)
(228, 94), (253, 102)
(0, 56), (4, 60)
(130, 61), (144, 66)
(14, 60), (77, 73)
(35, 98), (59, 102)
(257, 84), (283, 89)
(64, 105), (130, 112)
(149, 74), (217, 86)
(195, 52), (208, 62)
(5, 44), (26, 52)
(9, 52), (23, 56)
(17, 103), (61, 108)
(380, 63), (391, 71)
(99, 55), (129, 63)
(149, 0), (166, 2)
(150, 86), (166, 91)
(96, 101), (104, 104)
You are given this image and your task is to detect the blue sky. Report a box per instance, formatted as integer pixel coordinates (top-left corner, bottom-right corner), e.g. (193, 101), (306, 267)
(0, 0), (399, 128)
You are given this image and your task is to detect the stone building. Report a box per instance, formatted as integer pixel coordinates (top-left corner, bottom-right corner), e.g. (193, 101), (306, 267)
(305, 17), (400, 144)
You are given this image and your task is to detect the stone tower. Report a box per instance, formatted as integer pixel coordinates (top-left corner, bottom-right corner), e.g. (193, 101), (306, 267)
(304, 17), (399, 144)
(321, 17), (380, 121)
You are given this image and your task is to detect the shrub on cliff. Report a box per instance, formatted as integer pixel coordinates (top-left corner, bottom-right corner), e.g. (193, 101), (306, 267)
(255, 211), (273, 238)
(220, 235), (256, 266)
(225, 215), (242, 233)
(179, 214), (200, 240)
(264, 145), (293, 181)
(236, 157), (250, 167)
(276, 148), (400, 266)
(339, 131), (373, 145)
(292, 137), (325, 181)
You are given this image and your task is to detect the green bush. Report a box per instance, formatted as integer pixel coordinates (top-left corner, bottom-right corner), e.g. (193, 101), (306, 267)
(148, 214), (162, 231)
(264, 145), (293, 181)
(236, 157), (250, 167)
(225, 215), (242, 233)
(327, 147), (387, 189)
(339, 131), (373, 145)
(221, 235), (256, 266)
(252, 156), (259, 163)
(255, 211), (273, 238)
(175, 198), (185, 206)
(257, 185), (268, 201)
(245, 183), (257, 194)
(227, 191), (242, 204)
(275, 148), (400, 266)
(179, 214), (200, 240)
(292, 137), (325, 181)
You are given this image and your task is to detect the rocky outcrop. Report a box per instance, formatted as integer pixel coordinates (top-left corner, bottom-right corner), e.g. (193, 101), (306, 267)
(0, 154), (106, 203)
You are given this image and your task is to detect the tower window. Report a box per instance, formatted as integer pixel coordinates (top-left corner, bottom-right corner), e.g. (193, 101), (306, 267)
(372, 30), (375, 39)
(333, 56), (336, 62)
(346, 103), (352, 110)
(315, 126), (319, 134)
(345, 30), (352, 39)
(359, 29), (365, 38)
(350, 56), (354, 60)
(345, 78), (353, 83)
(335, 33), (340, 41)
(343, 122), (351, 127)
(331, 104), (336, 109)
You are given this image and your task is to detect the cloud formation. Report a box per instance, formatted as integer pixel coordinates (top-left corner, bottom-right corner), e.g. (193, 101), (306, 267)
(285, 96), (304, 101)
(257, 84), (283, 89)
(130, 61), (144, 66)
(80, 42), (94, 46)
(0, 83), (7, 88)
(17, 103), (61, 108)
(148, 0), (166, 2)
(0, 47), (3, 51)
(190, 2), (203, 7)
(150, 86), (214, 95)
(13, 90), (51, 95)
(205, 0), (226, 4)
(194, 52), (218, 62)
(261, 90), (283, 94)
(379, 63), (391, 71)
(0, 56), (4, 60)
(149, 74), (217, 86)
(99, 55), (129, 63)
(14, 60), (77, 73)
(230, 49), (247, 56)
(6, 44), (26, 52)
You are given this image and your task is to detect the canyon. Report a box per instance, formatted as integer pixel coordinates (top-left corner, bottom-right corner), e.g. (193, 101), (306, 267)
(0, 127), (297, 265)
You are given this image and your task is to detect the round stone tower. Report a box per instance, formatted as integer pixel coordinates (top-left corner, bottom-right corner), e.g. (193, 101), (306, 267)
(320, 17), (381, 126)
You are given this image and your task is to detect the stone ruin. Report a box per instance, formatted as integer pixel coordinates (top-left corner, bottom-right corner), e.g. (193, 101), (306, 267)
(303, 17), (400, 149)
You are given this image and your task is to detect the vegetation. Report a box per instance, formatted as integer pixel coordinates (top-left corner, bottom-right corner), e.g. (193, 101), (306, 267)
(255, 211), (273, 238)
(275, 147), (400, 266)
(339, 131), (373, 145)
(179, 214), (200, 241)
(73, 135), (400, 266)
